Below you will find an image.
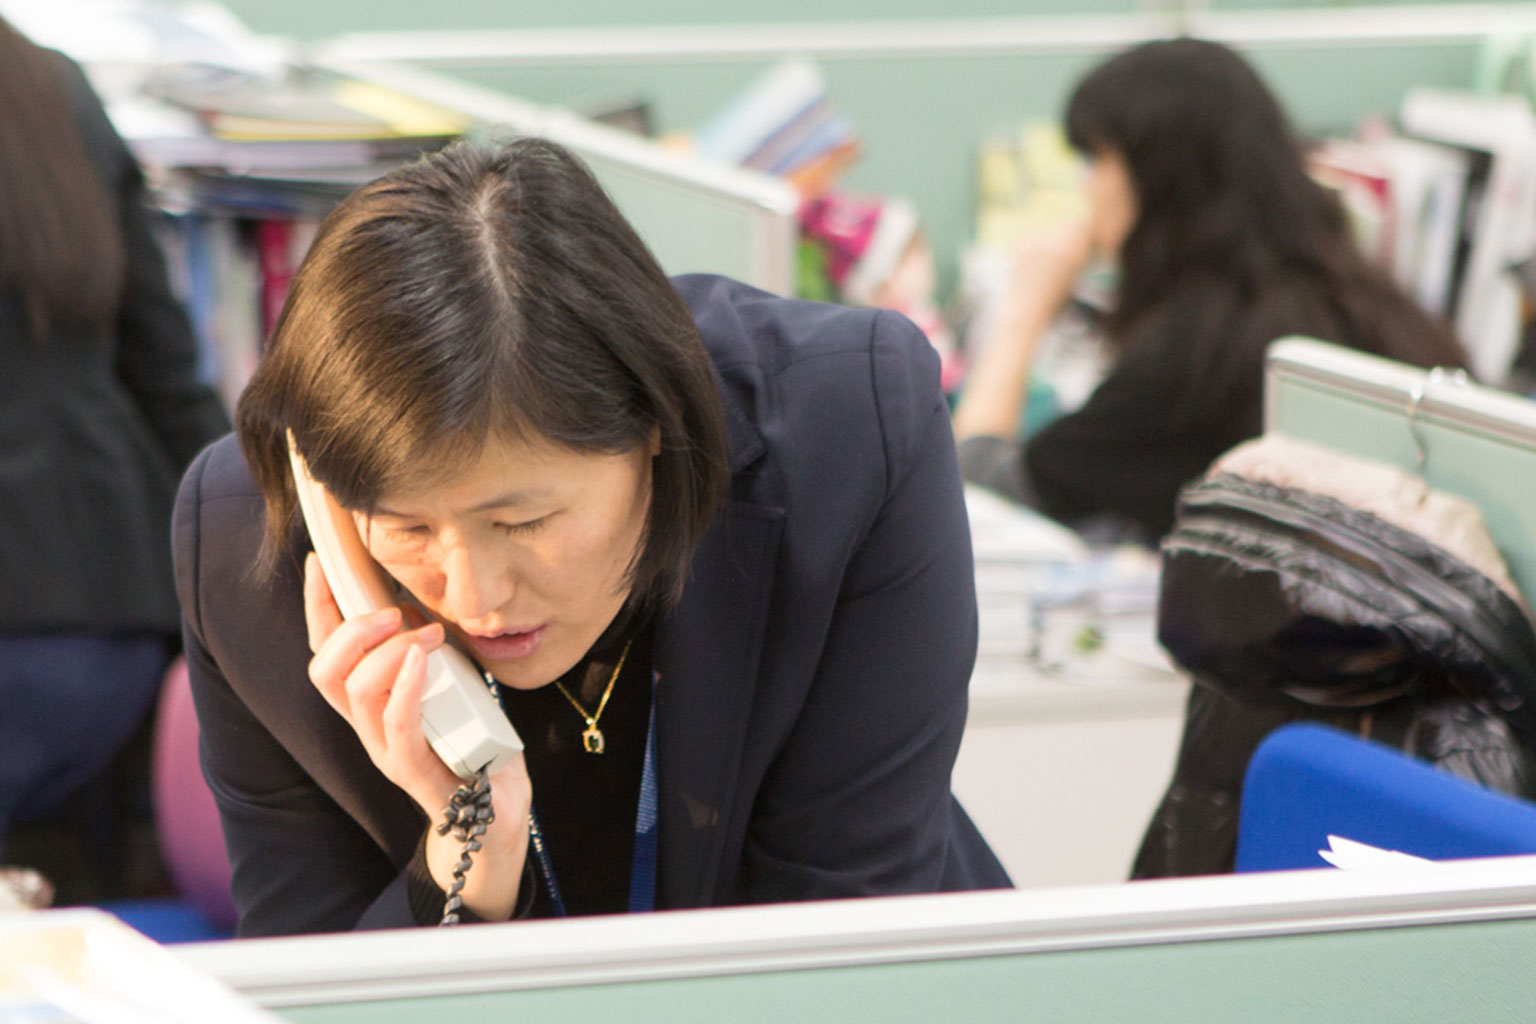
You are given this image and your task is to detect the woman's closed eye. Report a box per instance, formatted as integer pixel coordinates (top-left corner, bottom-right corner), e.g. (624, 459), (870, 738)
(496, 515), (549, 537)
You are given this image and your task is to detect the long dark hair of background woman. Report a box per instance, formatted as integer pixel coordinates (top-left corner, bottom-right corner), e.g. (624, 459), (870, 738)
(953, 37), (1468, 543)
(1064, 37), (1466, 388)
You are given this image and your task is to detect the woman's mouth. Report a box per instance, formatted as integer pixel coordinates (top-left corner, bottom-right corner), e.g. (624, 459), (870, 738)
(462, 626), (545, 662)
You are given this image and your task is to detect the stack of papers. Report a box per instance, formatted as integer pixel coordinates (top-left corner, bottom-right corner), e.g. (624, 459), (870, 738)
(25, 3), (466, 205)
(1318, 835), (1433, 870)
(967, 486), (1168, 678)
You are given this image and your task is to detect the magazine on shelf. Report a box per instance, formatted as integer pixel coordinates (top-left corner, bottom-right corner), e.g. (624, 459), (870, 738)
(1399, 88), (1536, 384)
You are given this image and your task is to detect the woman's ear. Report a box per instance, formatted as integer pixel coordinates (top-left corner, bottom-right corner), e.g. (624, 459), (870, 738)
(648, 425), (662, 457)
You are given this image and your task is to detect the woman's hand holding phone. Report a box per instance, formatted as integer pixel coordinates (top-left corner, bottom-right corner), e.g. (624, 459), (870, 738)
(302, 553), (533, 921)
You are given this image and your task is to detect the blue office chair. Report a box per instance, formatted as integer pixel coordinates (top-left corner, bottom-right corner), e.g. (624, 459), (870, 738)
(1235, 722), (1536, 873)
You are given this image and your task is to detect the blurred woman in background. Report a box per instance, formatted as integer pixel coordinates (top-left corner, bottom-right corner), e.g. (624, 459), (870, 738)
(952, 37), (1466, 543)
(0, 17), (230, 897)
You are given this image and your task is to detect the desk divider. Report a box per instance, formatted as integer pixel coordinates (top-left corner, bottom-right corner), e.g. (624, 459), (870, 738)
(1265, 336), (1536, 605)
(176, 855), (1536, 1022)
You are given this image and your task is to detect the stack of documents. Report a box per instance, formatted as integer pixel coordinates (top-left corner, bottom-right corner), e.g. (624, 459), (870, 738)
(966, 486), (1167, 678)
(28, 2), (467, 207)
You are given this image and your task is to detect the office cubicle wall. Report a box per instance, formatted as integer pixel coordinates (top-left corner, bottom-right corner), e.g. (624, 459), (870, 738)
(1265, 337), (1536, 603)
(178, 854), (1536, 1022)
(294, 2), (1521, 294)
(318, 59), (799, 295)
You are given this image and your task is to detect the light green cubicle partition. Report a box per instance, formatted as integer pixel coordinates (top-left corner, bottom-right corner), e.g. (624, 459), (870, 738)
(287, 2), (1510, 297)
(176, 855), (1536, 1022)
(1265, 337), (1536, 603)
(316, 59), (800, 296)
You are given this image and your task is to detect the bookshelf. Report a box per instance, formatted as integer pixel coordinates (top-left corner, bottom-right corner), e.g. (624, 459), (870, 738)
(63, 7), (798, 411)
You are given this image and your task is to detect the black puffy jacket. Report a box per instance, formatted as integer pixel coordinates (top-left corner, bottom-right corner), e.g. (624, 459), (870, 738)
(1133, 436), (1536, 878)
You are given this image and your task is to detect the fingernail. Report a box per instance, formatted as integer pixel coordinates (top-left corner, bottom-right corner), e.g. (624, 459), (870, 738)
(370, 607), (401, 627)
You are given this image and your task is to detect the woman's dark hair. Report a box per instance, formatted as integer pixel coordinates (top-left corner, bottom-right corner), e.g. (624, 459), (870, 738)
(1064, 37), (1465, 380)
(0, 17), (125, 340)
(237, 137), (729, 607)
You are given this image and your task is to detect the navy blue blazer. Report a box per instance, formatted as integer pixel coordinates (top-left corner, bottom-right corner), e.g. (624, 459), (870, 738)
(173, 274), (1010, 936)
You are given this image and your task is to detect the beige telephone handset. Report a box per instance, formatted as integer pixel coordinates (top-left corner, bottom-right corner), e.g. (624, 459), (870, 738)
(287, 434), (523, 779)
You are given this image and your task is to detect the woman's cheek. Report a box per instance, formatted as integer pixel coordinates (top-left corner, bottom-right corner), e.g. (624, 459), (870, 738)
(519, 533), (611, 605)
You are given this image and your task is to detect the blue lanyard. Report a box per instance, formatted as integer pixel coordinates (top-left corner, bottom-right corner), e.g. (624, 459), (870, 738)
(486, 672), (659, 917)
(525, 806), (568, 916)
(627, 705), (660, 913)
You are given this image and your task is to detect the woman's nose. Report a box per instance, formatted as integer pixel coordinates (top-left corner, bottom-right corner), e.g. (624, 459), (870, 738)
(439, 542), (510, 626)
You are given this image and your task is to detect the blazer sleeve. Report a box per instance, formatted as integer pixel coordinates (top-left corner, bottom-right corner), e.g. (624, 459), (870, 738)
(173, 441), (432, 936)
(59, 54), (232, 468)
(740, 312), (1005, 899)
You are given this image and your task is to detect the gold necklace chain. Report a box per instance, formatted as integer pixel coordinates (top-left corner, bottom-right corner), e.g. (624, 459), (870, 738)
(552, 638), (632, 754)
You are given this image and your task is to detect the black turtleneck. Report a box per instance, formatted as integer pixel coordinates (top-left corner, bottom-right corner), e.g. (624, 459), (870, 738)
(406, 602), (654, 924)
(499, 603), (653, 917)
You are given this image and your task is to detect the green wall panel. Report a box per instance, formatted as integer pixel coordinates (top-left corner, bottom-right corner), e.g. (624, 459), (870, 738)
(276, 916), (1536, 1024)
(444, 43), (1479, 297)
(217, 1), (1489, 296)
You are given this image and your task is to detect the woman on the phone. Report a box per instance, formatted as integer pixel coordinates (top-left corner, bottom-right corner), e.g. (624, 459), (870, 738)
(173, 137), (1009, 936)
(951, 38), (1466, 543)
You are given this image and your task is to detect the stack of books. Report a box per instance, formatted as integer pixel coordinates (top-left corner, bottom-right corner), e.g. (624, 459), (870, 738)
(690, 58), (860, 197)
(75, 4), (476, 413)
(1308, 88), (1536, 386)
(127, 64), (468, 217)
(1308, 135), (1470, 322)
(1396, 88), (1536, 385)
(119, 61), (470, 412)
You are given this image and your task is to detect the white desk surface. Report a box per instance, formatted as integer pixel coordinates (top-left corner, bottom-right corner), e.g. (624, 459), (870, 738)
(956, 646), (1190, 889)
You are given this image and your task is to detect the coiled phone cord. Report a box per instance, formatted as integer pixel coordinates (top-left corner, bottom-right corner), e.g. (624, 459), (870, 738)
(435, 669), (566, 926)
(436, 767), (494, 926)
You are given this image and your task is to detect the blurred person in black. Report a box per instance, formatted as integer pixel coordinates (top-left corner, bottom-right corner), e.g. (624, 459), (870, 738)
(0, 16), (230, 899)
(952, 38), (1466, 544)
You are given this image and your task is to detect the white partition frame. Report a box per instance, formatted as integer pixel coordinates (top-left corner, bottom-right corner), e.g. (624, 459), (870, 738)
(314, 4), (1536, 66)
(177, 854), (1536, 1009)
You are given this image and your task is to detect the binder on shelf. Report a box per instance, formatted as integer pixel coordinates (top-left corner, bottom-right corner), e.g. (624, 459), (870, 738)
(693, 58), (829, 167)
(1398, 88), (1536, 385)
(690, 57), (859, 196)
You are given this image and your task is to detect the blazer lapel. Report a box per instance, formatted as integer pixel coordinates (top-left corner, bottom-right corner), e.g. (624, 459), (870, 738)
(651, 364), (781, 907)
(653, 498), (783, 908)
